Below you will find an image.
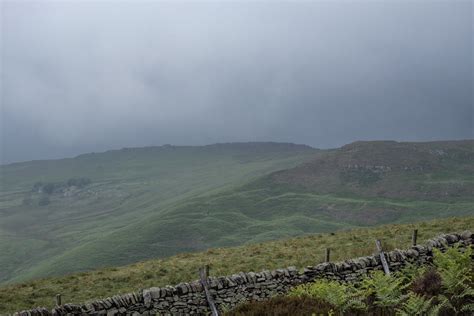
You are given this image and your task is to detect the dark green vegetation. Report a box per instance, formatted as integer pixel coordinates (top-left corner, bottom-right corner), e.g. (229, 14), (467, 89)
(0, 216), (472, 313)
(228, 246), (474, 315)
(0, 140), (472, 288)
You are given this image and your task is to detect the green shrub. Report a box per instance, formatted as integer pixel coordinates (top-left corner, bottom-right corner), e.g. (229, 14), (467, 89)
(396, 292), (439, 316)
(290, 279), (366, 313)
(433, 246), (474, 314)
(360, 270), (408, 311)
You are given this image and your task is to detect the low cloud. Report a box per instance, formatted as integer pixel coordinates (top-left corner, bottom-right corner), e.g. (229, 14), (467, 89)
(1, 0), (472, 163)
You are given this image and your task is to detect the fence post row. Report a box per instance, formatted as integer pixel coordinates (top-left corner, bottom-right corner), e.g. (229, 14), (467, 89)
(375, 239), (391, 275)
(199, 265), (219, 316)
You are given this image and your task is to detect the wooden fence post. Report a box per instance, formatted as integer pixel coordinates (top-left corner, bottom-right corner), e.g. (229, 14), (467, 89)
(325, 248), (331, 262)
(199, 266), (219, 316)
(412, 229), (418, 246)
(375, 239), (390, 275)
(55, 294), (61, 306)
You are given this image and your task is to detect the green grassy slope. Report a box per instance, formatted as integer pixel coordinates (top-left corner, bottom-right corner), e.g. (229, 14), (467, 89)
(1, 140), (472, 288)
(112, 140), (473, 257)
(0, 143), (317, 284)
(0, 216), (472, 314)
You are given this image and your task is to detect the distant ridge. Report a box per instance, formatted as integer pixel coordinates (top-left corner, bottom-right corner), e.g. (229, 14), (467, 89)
(268, 139), (474, 200)
(1, 142), (315, 166)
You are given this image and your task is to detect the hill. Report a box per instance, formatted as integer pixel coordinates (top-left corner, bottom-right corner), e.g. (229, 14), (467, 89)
(268, 140), (474, 200)
(1, 216), (472, 314)
(136, 140), (473, 252)
(0, 142), (317, 284)
(0, 140), (472, 287)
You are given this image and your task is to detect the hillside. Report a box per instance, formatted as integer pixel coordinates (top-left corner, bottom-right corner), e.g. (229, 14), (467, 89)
(1, 216), (472, 314)
(269, 140), (474, 200)
(0, 143), (317, 284)
(133, 140), (473, 252)
(0, 140), (472, 288)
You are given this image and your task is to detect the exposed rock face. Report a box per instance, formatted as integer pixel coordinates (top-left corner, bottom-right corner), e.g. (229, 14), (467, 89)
(14, 231), (473, 316)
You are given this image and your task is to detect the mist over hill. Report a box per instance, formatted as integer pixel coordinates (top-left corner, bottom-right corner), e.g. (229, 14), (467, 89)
(0, 140), (472, 285)
(2, 1), (472, 164)
(2, 2), (473, 314)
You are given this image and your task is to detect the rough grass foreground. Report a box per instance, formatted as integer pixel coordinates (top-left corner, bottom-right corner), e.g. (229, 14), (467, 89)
(1, 216), (473, 314)
(226, 246), (474, 316)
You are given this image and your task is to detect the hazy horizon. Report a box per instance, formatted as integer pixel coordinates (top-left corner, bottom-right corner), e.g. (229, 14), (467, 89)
(2, 137), (474, 166)
(2, 0), (472, 164)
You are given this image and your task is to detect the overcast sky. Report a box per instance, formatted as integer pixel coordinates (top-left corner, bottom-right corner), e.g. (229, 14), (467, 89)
(1, 0), (472, 164)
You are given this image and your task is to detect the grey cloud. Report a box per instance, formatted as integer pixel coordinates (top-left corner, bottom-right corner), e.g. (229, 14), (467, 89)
(1, 0), (472, 163)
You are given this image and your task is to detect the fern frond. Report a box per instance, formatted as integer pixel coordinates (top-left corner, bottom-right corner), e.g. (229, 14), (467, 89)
(460, 303), (474, 312)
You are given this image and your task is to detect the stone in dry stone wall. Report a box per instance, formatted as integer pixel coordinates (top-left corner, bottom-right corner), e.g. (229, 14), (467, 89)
(12, 231), (473, 316)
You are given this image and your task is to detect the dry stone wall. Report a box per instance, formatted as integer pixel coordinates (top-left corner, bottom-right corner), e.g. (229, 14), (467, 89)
(14, 231), (473, 316)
